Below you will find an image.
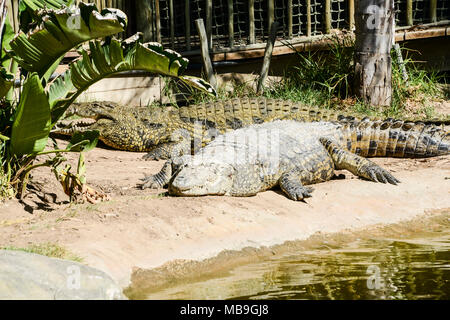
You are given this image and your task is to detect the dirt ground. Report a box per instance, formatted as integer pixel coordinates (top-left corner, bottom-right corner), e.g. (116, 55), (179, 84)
(0, 138), (449, 287)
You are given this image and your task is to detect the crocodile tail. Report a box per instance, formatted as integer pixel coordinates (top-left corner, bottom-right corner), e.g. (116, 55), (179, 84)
(177, 97), (368, 129)
(341, 118), (449, 158)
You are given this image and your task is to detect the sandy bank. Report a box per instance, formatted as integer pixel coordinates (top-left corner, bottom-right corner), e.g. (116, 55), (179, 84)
(0, 143), (449, 287)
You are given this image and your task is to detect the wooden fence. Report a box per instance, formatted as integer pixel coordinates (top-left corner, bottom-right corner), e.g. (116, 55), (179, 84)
(123, 0), (450, 54)
(5, 0), (450, 55)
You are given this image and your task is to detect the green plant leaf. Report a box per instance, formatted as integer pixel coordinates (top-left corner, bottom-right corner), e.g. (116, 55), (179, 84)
(0, 133), (9, 141)
(10, 73), (52, 156)
(0, 67), (13, 99)
(1, 1), (14, 69)
(48, 35), (217, 124)
(9, 2), (127, 78)
(179, 75), (217, 96)
(66, 130), (99, 153)
(19, 0), (74, 33)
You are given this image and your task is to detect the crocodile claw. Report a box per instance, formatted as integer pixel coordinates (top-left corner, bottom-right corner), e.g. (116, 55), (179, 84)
(139, 175), (165, 189)
(285, 186), (315, 201)
(364, 165), (400, 185)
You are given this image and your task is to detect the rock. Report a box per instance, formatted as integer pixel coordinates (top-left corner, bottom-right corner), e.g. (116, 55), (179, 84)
(0, 250), (125, 300)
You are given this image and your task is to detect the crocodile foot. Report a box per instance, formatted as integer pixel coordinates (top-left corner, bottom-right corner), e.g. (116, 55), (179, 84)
(284, 185), (314, 201)
(139, 161), (173, 189)
(139, 175), (165, 189)
(360, 163), (400, 185)
(279, 172), (315, 201)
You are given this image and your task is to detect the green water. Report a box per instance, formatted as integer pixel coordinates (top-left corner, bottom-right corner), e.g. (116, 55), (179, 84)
(142, 232), (450, 300)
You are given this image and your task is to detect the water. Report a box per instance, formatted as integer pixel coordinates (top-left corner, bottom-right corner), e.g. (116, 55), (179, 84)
(133, 231), (450, 300)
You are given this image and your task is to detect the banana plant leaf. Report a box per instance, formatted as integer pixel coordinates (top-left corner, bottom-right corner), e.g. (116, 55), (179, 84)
(48, 35), (217, 123)
(1, 0), (14, 69)
(66, 130), (99, 153)
(19, 0), (74, 33)
(10, 73), (52, 156)
(9, 2), (127, 78)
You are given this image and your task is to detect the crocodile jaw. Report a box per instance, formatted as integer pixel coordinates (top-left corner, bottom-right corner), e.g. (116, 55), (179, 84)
(169, 162), (234, 196)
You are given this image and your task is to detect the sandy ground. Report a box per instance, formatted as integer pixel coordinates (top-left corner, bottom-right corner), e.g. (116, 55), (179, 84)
(0, 141), (449, 288)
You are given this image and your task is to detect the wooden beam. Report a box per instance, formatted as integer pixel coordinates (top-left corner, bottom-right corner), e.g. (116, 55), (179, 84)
(257, 22), (279, 93)
(185, 0), (191, 51)
(195, 18), (217, 89)
(324, 0), (331, 33)
(430, 0), (437, 23)
(249, 0), (255, 44)
(169, 0), (175, 49)
(155, 0), (161, 43)
(349, 0), (355, 29)
(306, 0), (311, 37)
(228, 0), (234, 47)
(287, 0), (293, 39)
(136, 0), (153, 42)
(0, 0), (7, 40)
(406, 0), (413, 26)
(354, 0), (395, 106)
(268, 0), (274, 39)
(206, 0), (213, 49)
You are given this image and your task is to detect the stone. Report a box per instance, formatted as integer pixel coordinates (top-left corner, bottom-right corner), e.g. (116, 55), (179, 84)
(0, 250), (125, 300)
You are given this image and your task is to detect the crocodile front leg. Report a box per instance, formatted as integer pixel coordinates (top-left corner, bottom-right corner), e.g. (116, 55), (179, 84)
(142, 141), (190, 160)
(140, 161), (174, 189)
(320, 137), (400, 184)
(279, 171), (315, 201)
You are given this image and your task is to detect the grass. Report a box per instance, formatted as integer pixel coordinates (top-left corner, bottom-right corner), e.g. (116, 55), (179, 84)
(2, 242), (84, 263)
(166, 37), (447, 122)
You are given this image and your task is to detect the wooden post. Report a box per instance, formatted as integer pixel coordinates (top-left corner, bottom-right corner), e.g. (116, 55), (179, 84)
(393, 43), (408, 84)
(206, 0), (213, 49)
(249, 0), (255, 44)
(354, 0), (395, 106)
(268, 0), (274, 39)
(228, 0), (234, 47)
(136, 0), (153, 42)
(406, 0), (413, 26)
(349, 0), (355, 29)
(195, 18), (217, 90)
(155, 0), (161, 43)
(287, 0), (293, 38)
(430, 0), (437, 23)
(0, 0), (7, 43)
(306, 0), (311, 37)
(257, 22), (279, 94)
(169, 0), (175, 49)
(324, 0), (331, 33)
(185, 0), (191, 50)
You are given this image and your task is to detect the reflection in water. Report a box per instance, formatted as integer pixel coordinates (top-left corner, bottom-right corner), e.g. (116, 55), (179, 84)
(141, 233), (450, 300)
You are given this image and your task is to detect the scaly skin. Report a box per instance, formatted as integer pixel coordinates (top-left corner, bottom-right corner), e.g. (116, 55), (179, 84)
(54, 98), (380, 159)
(140, 118), (449, 200)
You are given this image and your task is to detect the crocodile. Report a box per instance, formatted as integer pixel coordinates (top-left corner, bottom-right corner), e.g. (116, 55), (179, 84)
(54, 98), (383, 160)
(139, 118), (449, 200)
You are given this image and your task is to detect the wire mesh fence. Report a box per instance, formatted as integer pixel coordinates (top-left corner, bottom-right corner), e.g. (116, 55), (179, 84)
(9, 0), (449, 53)
(436, 0), (450, 22)
(134, 0), (449, 53)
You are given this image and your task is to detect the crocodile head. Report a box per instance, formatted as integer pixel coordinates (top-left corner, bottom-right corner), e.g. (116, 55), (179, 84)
(169, 161), (235, 196)
(54, 102), (173, 152)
